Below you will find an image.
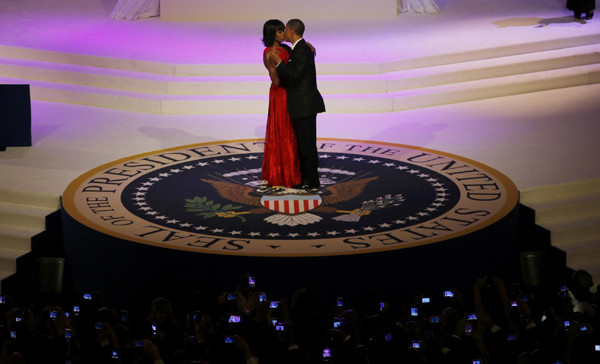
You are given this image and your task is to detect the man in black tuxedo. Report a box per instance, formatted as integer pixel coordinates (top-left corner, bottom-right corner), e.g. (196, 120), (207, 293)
(271, 19), (325, 190)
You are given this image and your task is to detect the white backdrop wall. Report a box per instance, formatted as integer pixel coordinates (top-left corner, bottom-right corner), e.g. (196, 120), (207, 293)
(161, 0), (397, 21)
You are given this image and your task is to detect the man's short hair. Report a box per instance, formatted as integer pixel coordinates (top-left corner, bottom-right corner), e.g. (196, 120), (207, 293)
(287, 19), (305, 37)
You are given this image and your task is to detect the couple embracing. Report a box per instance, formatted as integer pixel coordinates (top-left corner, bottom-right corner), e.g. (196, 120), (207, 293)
(261, 19), (326, 191)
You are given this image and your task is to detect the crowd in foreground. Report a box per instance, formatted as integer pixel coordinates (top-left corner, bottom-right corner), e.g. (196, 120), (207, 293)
(0, 271), (599, 364)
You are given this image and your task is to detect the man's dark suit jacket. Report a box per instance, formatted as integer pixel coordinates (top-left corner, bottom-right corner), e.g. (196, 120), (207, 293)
(276, 39), (325, 120)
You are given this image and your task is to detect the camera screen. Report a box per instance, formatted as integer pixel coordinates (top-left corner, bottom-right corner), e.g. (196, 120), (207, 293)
(229, 315), (241, 323)
(511, 301), (518, 307)
(224, 336), (234, 344)
(95, 323), (103, 330)
(336, 299), (343, 307)
(422, 297), (430, 303)
(270, 301), (279, 309)
(151, 324), (157, 331)
(135, 340), (144, 348)
(473, 360), (481, 364)
(430, 316), (439, 323)
(379, 302), (384, 311)
(276, 324), (285, 331)
(259, 294), (267, 302)
(411, 308), (418, 316)
(465, 325), (472, 333)
(563, 321), (570, 327)
(74, 306), (80, 313)
(50, 311), (58, 319)
(15, 317), (22, 322)
(66, 331), (72, 339)
(10, 331), (16, 339)
(595, 345), (600, 351)
(322, 348), (331, 358)
(249, 277), (255, 286)
(0, 297), (4, 304)
(444, 291), (454, 297)
(333, 321), (341, 328)
(227, 294), (236, 301)
(385, 333), (392, 342)
(506, 335), (517, 341)
(468, 314), (477, 320)
(112, 351), (118, 359)
(412, 341), (420, 349)
(83, 294), (92, 300)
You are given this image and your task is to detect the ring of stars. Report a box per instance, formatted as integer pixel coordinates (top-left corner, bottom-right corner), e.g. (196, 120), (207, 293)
(128, 153), (452, 242)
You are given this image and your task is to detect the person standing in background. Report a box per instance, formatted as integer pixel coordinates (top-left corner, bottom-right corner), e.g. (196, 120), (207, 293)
(567, 0), (595, 19)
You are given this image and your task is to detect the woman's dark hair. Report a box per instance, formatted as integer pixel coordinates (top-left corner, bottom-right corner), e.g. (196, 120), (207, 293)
(262, 19), (285, 47)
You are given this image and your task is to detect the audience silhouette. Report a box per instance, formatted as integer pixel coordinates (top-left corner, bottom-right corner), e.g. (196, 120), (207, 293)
(0, 271), (598, 363)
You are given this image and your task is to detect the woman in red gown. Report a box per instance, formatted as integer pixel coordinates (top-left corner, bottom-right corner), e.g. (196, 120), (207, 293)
(261, 19), (302, 188)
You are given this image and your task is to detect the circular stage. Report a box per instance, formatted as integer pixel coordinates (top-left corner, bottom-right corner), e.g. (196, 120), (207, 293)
(61, 139), (520, 312)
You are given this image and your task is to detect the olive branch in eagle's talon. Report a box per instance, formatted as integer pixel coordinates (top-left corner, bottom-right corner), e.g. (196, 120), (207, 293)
(184, 196), (248, 222)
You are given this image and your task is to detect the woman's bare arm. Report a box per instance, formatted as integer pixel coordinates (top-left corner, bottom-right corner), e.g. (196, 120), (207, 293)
(264, 51), (280, 85)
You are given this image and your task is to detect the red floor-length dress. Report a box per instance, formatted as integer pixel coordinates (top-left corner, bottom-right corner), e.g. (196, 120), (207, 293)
(261, 47), (302, 187)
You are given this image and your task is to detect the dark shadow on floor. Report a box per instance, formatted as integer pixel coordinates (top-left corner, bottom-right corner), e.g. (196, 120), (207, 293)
(538, 16), (587, 25)
(493, 16), (586, 27)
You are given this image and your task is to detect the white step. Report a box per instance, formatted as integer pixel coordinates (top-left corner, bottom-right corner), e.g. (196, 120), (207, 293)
(2, 62), (599, 114)
(0, 44), (181, 76)
(1, 44), (599, 96)
(0, 225), (37, 251)
(0, 201), (56, 231)
(567, 244), (600, 268)
(531, 192), (600, 225)
(0, 248), (30, 273)
(0, 188), (60, 210)
(521, 179), (600, 290)
(388, 63), (600, 112)
(2, 33), (600, 77)
(379, 34), (600, 74)
(549, 218), (600, 250)
(554, 237), (600, 255)
(0, 190), (57, 293)
(520, 178), (600, 205)
(381, 44), (600, 92)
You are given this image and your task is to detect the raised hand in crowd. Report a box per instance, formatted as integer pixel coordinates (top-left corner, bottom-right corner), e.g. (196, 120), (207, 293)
(142, 338), (163, 363)
(96, 321), (118, 349)
(236, 291), (260, 315)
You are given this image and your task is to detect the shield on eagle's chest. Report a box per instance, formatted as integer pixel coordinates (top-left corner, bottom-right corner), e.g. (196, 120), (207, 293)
(260, 194), (322, 214)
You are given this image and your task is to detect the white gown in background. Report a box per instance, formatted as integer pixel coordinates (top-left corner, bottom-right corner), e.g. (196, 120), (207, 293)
(110, 0), (160, 20)
(398, 0), (440, 14)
